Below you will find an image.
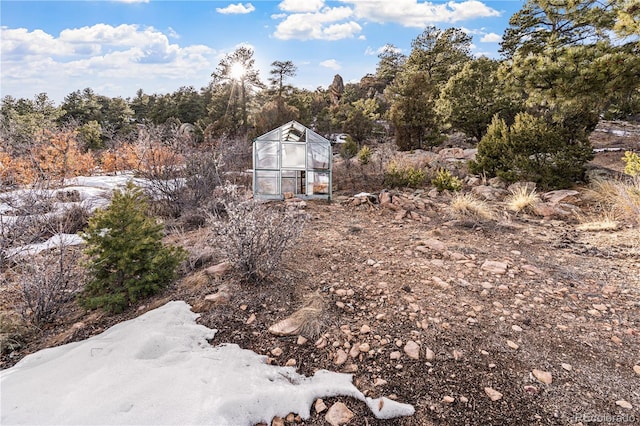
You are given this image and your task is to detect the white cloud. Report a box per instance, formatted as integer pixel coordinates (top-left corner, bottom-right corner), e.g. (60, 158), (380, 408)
(279, 0), (324, 13)
(272, 0), (499, 41)
(320, 59), (341, 70)
(273, 6), (361, 40)
(0, 24), (216, 102)
(167, 27), (180, 39)
(348, 0), (500, 27)
(480, 32), (502, 42)
(364, 44), (403, 56)
(216, 3), (256, 15)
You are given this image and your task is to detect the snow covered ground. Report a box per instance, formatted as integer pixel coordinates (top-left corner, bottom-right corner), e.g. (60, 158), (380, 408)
(1, 174), (137, 256)
(1, 301), (414, 425)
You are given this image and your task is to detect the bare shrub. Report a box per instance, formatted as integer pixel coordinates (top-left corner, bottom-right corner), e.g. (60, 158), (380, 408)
(333, 145), (391, 193)
(1, 188), (55, 268)
(19, 245), (85, 325)
(219, 137), (252, 178)
(0, 187), (91, 269)
(215, 199), (306, 283)
(133, 125), (228, 220)
(54, 204), (91, 234)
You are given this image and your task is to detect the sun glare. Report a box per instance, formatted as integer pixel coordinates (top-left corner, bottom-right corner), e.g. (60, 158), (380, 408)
(229, 62), (246, 80)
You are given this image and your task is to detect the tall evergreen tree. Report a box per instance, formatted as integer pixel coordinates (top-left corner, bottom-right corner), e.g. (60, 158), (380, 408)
(211, 46), (264, 136)
(437, 57), (520, 141)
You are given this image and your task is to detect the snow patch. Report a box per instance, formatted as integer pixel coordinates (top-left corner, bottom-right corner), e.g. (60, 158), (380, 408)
(1, 301), (414, 425)
(8, 233), (85, 257)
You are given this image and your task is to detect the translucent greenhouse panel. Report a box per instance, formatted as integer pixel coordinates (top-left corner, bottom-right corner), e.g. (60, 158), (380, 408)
(281, 143), (306, 169)
(256, 128), (280, 142)
(255, 170), (279, 195)
(307, 171), (330, 195)
(307, 143), (330, 169)
(255, 141), (278, 169)
(281, 170), (297, 194)
(282, 122), (306, 142)
(307, 130), (327, 144)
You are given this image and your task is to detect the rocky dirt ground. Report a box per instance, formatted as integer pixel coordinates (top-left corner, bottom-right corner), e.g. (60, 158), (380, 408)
(1, 124), (639, 426)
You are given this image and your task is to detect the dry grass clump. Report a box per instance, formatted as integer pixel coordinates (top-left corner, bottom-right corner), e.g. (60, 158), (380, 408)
(449, 193), (495, 221)
(589, 178), (640, 225)
(576, 210), (620, 232)
(506, 186), (540, 213)
(268, 292), (325, 339)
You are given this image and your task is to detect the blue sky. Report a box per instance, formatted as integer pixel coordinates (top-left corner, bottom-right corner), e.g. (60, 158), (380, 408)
(1, 0), (524, 104)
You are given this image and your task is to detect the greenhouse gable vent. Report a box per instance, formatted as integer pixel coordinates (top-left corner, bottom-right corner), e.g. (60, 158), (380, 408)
(253, 120), (332, 200)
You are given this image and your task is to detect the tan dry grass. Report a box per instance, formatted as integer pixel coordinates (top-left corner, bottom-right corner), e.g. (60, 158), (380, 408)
(449, 193), (495, 221)
(506, 186), (540, 213)
(576, 214), (620, 232)
(589, 177), (640, 225)
(267, 292), (325, 339)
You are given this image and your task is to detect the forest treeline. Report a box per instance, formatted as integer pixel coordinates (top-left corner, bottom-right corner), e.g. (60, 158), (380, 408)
(1, 0), (639, 189)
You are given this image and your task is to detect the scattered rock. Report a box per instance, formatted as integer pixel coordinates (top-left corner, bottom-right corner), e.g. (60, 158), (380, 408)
(349, 345), (360, 359)
(205, 261), (231, 277)
(203, 289), (231, 304)
(532, 369), (553, 384)
(425, 347), (435, 361)
(615, 400), (633, 410)
(484, 387), (503, 401)
(472, 185), (508, 201)
(315, 398), (327, 413)
(334, 349), (348, 366)
(390, 351), (402, 360)
(561, 363), (572, 371)
(507, 340), (519, 350)
(191, 285), (231, 312)
(271, 416), (285, 426)
(442, 396), (455, 404)
(374, 378), (388, 387)
(246, 313), (256, 325)
(297, 336), (308, 345)
(271, 347), (283, 357)
(360, 324), (371, 334)
(404, 340), (420, 360)
(285, 358), (296, 367)
(325, 402), (354, 426)
(532, 202), (573, 218)
(512, 325), (523, 332)
(542, 190), (579, 205)
(481, 260), (508, 275)
(421, 239), (447, 252)
(633, 365), (640, 376)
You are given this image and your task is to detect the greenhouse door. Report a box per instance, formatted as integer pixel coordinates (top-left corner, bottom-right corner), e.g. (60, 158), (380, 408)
(281, 170), (306, 196)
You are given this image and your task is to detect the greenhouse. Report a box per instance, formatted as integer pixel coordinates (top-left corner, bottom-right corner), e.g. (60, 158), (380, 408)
(253, 121), (332, 200)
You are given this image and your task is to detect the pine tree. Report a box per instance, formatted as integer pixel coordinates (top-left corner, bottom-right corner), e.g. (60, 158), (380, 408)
(81, 182), (185, 313)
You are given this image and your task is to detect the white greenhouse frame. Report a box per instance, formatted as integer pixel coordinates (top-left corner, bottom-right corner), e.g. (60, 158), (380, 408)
(253, 121), (332, 200)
